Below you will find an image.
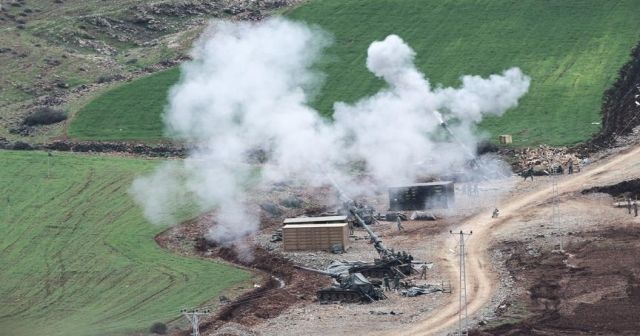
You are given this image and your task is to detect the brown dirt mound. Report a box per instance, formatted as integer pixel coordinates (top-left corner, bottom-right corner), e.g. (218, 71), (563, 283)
(193, 244), (328, 333)
(473, 227), (640, 335)
(582, 178), (640, 199)
(593, 40), (640, 146)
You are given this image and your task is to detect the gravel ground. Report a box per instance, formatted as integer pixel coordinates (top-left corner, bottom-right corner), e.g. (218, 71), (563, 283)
(182, 145), (640, 336)
(242, 178), (522, 336)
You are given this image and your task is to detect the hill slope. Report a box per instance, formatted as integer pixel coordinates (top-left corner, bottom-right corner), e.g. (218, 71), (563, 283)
(0, 151), (250, 336)
(71, 0), (640, 145)
(287, 0), (640, 146)
(0, 0), (297, 142)
(68, 68), (180, 140)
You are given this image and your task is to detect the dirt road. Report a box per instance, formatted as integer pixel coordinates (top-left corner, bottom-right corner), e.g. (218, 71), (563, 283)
(396, 145), (640, 336)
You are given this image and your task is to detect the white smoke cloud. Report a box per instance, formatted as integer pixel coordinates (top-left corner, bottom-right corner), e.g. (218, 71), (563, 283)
(131, 19), (530, 248)
(366, 34), (428, 92)
(130, 162), (190, 226)
(333, 34), (529, 183)
(437, 67), (531, 123)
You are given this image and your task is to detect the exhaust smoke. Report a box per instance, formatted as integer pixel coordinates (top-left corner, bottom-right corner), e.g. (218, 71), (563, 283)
(130, 18), (530, 252)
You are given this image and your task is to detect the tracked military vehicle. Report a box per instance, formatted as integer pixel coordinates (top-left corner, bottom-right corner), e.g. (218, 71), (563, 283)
(295, 266), (385, 303)
(344, 202), (415, 278)
(325, 176), (424, 278)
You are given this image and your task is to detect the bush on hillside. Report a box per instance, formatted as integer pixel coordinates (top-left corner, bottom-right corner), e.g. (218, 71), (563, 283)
(96, 74), (125, 84)
(149, 322), (167, 335)
(23, 107), (66, 126)
(12, 141), (33, 150)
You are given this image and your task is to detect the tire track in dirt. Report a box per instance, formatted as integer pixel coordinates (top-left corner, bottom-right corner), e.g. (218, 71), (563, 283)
(395, 145), (640, 336)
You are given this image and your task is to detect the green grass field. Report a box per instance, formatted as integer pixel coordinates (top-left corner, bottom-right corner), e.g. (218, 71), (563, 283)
(68, 0), (640, 146)
(0, 151), (250, 336)
(287, 0), (640, 146)
(68, 68), (180, 141)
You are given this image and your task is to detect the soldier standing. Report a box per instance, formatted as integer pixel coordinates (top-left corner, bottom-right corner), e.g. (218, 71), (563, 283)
(568, 161), (574, 174)
(393, 276), (401, 292)
(627, 199), (632, 214)
(383, 276), (391, 291)
(396, 216), (405, 232)
(523, 166), (534, 181)
(420, 264), (428, 280)
(634, 202), (638, 217)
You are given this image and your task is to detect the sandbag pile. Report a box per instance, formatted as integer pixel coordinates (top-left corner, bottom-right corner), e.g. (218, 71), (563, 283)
(511, 145), (584, 173)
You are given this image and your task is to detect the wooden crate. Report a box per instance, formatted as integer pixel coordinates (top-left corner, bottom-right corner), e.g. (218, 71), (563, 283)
(389, 181), (455, 211)
(499, 134), (513, 144)
(282, 223), (349, 252)
(283, 215), (347, 225)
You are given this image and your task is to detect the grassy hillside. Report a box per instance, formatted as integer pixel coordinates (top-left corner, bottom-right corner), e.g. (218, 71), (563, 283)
(0, 151), (250, 336)
(0, 0), (291, 143)
(0, 0), (203, 105)
(287, 0), (640, 146)
(68, 68), (180, 140)
(0, 0), (203, 142)
(69, 0), (640, 146)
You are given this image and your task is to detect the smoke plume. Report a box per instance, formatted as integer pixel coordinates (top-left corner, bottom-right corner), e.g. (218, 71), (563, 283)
(131, 18), (530, 249)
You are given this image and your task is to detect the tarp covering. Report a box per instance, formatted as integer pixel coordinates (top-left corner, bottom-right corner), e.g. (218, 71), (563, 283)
(326, 260), (365, 276)
(401, 284), (443, 297)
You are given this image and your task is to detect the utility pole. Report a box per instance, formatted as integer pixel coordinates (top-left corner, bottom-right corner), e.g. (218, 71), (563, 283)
(450, 230), (472, 336)
(181, 307), (211, 336)
(550, 163), (562, 251)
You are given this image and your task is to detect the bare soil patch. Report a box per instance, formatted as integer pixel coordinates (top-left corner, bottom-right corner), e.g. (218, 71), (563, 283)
(474, 225), (640, 335)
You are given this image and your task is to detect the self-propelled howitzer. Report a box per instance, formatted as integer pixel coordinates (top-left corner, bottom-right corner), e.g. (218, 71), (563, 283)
(294, 265), (385, 303)
(333, 188), (415, 278)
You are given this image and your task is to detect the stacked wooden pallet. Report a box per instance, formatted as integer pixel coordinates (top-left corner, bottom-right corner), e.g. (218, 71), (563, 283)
(282, 218), (349, 252)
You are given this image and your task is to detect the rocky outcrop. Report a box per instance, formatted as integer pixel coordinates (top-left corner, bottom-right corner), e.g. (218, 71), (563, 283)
(593, 41), (640, 145)
(0, 138), (186, 157)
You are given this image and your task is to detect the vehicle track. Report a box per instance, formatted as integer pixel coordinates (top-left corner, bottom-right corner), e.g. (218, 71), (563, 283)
(396, 145), (640, 336)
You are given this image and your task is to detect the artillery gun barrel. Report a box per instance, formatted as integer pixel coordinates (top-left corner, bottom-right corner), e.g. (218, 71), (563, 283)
(434, 110), (497, 183)
(294, 265), (339, 278)
(432, 110), (476, 160)
(349, 207), (387, 255)
(439, 123), (475, 160)
(322, 175), (418, 277)
(322, 173), (389, 256)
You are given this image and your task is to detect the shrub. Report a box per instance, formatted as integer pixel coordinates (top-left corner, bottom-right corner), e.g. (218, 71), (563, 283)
(96, 74), (124, 84)
(149, 322), (167, 335)
(280, 196), (303, 208)
(476, 139), (499, 155)
(12, 141), (33, 150)
(23, 107), (67, 126)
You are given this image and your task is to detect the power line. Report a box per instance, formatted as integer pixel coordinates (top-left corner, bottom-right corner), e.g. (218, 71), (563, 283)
(181, 307), (211, 336)
(550, 162), (563, 251)
(450, 229), (472, 336)
(542, 146), (563, 252)
(609, 84), (640, 139)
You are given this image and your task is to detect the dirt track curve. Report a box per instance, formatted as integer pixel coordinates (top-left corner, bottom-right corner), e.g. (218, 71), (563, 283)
(394, 145), (640, 336)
